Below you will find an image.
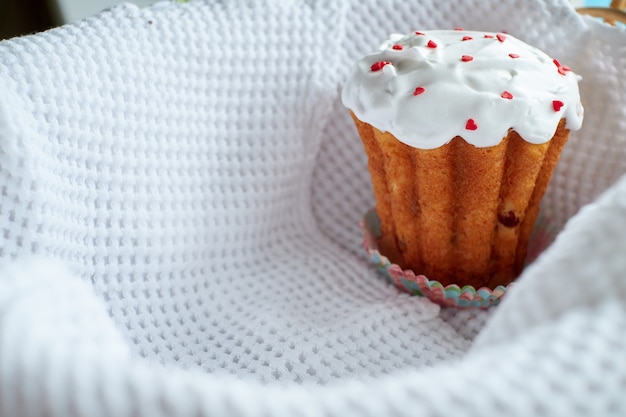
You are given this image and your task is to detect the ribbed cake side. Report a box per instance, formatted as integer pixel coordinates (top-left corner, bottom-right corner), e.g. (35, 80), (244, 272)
(499, 120), (570, 286)
(352, 114), (570, 288)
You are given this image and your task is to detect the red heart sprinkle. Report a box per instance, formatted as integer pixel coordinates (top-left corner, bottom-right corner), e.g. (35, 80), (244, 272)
(392, 44), (403, 50)
(509, 53), (520, 58)
(501, 91), (513, 99)
(461, 55), (473, 62)
(553, 100), (564, 111)
(496, 33), (506, 42)
(553, 59), (572, 75)
(427, 40), (437, 48)
(454, 27), (464, 31)
(371, 61), (391, 71)
(466, 119), (478, 130)
(415, 31), (425, 35)
(462, 36), (473, 41)
(413, 86), (426, 96)
(484, 34), (495, 38)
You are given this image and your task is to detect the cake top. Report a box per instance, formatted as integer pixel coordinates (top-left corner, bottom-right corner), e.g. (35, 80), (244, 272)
(341, 30), (583, 149)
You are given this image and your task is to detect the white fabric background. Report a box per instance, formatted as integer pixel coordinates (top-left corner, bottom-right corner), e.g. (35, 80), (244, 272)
(0, 0), (625, 416)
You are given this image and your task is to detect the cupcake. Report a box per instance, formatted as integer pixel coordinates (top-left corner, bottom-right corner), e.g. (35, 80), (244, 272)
(342, 30), (583, 289)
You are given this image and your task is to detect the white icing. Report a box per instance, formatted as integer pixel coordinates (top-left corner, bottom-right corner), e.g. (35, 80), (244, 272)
(342, 30), (584, 149)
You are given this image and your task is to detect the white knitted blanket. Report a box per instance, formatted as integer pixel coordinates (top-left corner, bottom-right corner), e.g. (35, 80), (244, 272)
(0, 0), (625, 416)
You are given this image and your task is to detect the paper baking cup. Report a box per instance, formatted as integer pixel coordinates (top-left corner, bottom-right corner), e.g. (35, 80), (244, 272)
(361, 209), (557, 308)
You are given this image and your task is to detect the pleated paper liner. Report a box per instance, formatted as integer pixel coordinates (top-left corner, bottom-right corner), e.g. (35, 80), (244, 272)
(361, 209), (557, 308)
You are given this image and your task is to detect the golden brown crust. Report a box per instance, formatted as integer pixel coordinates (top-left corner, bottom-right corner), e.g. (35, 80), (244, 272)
(351, 113), (570, 288)
(351, 112), (403, 264)
(488, 130), (550, 287)
(411, 137), (455, 280)
(513, 120), (570, 274)
(449, 137), (507, 287)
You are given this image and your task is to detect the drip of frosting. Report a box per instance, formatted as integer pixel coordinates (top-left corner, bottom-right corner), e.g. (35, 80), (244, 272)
(342, 30), (583, 149)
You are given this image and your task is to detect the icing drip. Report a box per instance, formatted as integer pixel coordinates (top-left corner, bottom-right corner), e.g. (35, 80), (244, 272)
(342, 30), (583, 149)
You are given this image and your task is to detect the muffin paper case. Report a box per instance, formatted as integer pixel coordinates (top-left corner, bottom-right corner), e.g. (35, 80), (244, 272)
(360, 209), (557, 308)
(1, 1), (626, 417)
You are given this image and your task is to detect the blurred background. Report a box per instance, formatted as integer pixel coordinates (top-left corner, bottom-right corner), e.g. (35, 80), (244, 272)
(0, 0), (155, 40)
(0, 0), (618, 40)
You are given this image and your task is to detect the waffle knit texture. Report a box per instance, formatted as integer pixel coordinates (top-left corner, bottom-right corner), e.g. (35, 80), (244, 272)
(0, 0), (625, 416)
